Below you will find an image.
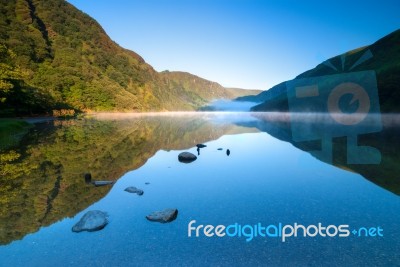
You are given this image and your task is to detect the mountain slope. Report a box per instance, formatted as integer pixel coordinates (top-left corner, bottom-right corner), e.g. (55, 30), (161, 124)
(0, 0), (259, 115)
(248, 29), (400, 112)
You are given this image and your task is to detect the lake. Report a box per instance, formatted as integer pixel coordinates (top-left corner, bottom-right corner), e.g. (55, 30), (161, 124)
(0, 112), (399, 266)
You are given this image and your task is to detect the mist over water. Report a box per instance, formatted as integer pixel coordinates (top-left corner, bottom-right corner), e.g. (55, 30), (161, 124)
(202, 99), (259, 111)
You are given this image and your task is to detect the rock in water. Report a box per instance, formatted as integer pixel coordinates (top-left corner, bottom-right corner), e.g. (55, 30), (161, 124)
(84, 173), (92, 184)
(226, 149), (231, 156)
(124, 186), (144, 196)
(217, 148), (223, 151)
(178, 152), (197, 163)
(196, 144), (207, 148)
(92, 180), (114, 187)
(146, 208), (178, 223)
(72, 210), (108, 232)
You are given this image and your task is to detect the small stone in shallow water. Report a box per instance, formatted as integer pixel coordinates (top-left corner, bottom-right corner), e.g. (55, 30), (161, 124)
(72, 210), (108, 233)
(178, 152), (197, 163)
(146, 208), (178, 223)
(124, 186), (144, 195)
(217, 148), (223, 151)
(84, 173), (92, 184)
(92, 180), (114, 187)
(196, 144), (207, 148)
(145, 182), (150, 185)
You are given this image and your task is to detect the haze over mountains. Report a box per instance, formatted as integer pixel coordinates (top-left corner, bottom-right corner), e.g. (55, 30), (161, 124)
(0, 0), (259, 115)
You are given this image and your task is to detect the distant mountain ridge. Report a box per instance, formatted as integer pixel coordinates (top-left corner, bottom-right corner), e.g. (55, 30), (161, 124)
(238, 29), (400, 113)
(0, 0), (259, 115)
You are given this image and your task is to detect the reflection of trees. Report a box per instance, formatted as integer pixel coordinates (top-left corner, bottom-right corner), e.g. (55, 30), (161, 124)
(0, 116), (251, 245)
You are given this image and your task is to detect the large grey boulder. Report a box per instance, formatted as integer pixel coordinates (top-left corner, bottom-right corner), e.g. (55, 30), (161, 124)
(146, 208), (178, 223)
(72, 210), (108, 232)
(124, 186), (144, 196)
(178, 152), (197, 163)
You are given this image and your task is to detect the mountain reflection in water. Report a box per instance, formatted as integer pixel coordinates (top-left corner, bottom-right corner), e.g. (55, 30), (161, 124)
(0, 112), (399, 247)
(0, 113), (257, 245)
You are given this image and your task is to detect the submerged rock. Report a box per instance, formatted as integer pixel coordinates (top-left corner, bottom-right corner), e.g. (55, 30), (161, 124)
(146, 208), (178, 223)
(178, 152), (197, 163)
(226, 149), (231, 156)
(72, 210), (108, 233)
(196, 144), (207, 148)
(124, 186), (144, 196)
(92, 181), (114, 187)
(145, 182), (150, 185)
(217, 148), (223, 151)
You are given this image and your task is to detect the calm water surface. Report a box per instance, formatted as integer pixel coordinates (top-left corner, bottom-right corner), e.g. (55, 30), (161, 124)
(0, 112), (399, 266)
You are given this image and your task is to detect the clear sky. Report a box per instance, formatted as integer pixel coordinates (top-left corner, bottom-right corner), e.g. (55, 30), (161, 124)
(67, 0), (400, 90)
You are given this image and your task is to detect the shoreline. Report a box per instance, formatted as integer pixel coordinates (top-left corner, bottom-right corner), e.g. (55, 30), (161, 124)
(2, 111), (400, 125)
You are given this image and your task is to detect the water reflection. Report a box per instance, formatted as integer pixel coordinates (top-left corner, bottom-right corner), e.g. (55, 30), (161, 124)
(0, 112), (399, 248)
(0, 113), (258, 245)
(248, 113), (400, 195)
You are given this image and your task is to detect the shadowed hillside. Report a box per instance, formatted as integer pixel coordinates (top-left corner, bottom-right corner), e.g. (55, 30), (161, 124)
(238, 29), (400, 113)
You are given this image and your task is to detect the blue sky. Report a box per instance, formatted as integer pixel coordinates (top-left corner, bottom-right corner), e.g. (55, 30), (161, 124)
(67, 0), (400, 90)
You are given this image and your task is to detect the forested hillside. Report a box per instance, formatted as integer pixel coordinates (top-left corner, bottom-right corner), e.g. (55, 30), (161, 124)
(0, 0), (258, 116)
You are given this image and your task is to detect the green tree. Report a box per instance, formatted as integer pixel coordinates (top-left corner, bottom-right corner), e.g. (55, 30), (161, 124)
(0, 44), (24, 103)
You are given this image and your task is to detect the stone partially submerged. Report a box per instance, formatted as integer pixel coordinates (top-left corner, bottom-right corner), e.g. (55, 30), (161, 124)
(84, 173), (92, 184)
(124, 186), (144, 196)
(84, 173), (114, 187)
(72, 210), (108, 233)
(146, 208), (178, 223)
(92, 180), (114, 187)
(178, 152), (197, 163)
